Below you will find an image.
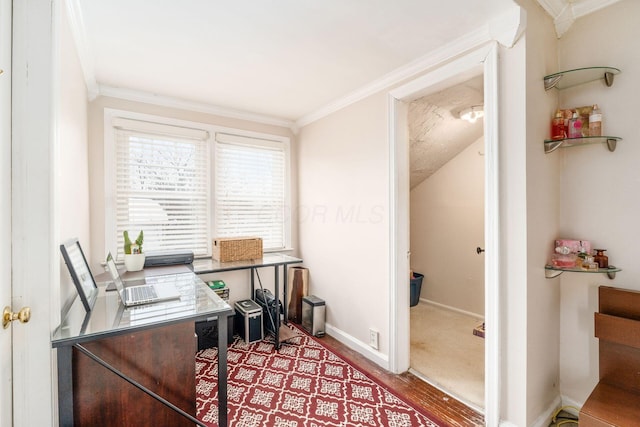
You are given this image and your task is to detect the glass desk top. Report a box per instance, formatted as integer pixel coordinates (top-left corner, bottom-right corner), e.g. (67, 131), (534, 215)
(52, 271), (232, 347)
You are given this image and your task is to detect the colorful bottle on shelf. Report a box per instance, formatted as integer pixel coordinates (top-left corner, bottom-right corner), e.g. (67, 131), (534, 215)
(589, 104), (602, 136)
(568, 111), (583, 138)
(594, 249), (609, 268)
(551, 110), (565, 140)
(562, 109), (573, 137)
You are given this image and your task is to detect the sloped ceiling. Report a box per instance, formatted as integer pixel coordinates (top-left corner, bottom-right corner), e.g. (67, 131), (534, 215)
(409, 75), (484, 189)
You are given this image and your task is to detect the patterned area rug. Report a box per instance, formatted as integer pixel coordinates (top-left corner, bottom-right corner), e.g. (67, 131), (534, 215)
(196, 326), (443, 426)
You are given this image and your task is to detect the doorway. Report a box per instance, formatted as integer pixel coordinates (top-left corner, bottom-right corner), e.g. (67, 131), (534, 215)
(388, 43), (500, 424)
(406, 75), (485, 409)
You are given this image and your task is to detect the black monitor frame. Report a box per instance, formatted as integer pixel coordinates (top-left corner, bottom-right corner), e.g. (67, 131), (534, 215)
(60, 238), (98, 312)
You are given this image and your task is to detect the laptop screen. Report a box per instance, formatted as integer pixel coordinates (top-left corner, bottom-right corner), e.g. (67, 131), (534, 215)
(106, 253), (126, 298)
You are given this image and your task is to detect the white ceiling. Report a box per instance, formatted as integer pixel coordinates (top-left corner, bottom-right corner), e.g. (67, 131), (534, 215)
(70, 0), (618, 127)
(72, 0), (518, 125)
(69, 0), (620, 182)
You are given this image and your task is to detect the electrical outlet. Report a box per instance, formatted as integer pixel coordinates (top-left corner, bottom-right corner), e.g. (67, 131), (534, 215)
(369, 328), (379, 350)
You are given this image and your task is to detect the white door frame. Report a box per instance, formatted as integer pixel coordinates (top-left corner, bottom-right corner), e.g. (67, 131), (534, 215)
(0, 1), (13, 425)
(388, 42), (500, 426)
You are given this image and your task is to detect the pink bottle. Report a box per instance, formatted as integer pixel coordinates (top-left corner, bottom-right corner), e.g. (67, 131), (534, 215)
(568, 112), (582, 138)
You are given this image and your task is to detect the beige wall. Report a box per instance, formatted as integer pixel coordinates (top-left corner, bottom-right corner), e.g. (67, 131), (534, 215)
(57, 4), (90, 311)
(524, 0), (563, 424)
(297, 91), (390, 354)
(557, 0), (640, 408)
(296, 4), (564, 423)
(410, 138), (485, 315)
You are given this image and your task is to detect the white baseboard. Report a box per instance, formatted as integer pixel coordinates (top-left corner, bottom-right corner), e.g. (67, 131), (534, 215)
(560, 395), (582, 417)
(532, 395), (563, 427)
(324, 322), (389, 370)
(498, 395), (563, 427)
(421, 298), (484, 320)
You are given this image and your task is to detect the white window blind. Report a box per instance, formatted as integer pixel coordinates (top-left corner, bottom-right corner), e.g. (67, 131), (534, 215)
(113, 119), (210, 259)
(214, 133), (287, 250)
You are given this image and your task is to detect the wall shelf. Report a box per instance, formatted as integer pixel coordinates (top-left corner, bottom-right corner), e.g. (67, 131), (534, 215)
(543, 65), (621, 153)
(544, 136), (622, 153)
(545, 265), (621, 280)
(544, 66), (620, 91)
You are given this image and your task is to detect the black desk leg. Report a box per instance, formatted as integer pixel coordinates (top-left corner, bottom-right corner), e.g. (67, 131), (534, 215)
(282, 264), (288, 325)
(57, 346), (74, 427)
(217, 315), (228, 427)
(274, 265), (280, 350)
(250, 267), (255, 299)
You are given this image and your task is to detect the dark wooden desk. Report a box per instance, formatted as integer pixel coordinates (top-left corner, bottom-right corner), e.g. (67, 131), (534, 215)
(581, 286), (640, 426)
(52, 269), (233, 427)
(193, 254), (303, 349)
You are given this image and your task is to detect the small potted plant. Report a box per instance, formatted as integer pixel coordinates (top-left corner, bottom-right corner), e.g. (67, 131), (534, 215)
(123, 230), (145, 271)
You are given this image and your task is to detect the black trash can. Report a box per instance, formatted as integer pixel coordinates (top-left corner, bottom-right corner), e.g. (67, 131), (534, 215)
(410, 273), (424, 307)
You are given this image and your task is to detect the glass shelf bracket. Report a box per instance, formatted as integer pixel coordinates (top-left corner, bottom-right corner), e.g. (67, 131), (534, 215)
(545, 265), (620, 280)
(544, 136), (622, 154)
(544, 66), (620, 91)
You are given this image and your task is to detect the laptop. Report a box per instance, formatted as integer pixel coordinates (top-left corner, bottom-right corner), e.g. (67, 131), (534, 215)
(106, 252), (182, 306)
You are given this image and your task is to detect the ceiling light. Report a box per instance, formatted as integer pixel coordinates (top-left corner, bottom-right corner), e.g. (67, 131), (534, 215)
(459, 105), (484, 123)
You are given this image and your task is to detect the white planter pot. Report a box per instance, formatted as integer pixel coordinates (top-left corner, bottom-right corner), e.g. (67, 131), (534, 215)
(124, 253), (146, 272)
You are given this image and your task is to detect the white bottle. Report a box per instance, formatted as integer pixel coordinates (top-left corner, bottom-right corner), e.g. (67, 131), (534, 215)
(589, 104), (602, 137)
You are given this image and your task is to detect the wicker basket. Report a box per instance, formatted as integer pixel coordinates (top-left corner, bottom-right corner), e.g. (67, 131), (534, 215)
(212, 237), (263, 262)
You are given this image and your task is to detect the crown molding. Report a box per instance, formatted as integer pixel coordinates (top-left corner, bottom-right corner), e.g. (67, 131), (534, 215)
(296, 7), (524, 129)
(535, 0), (567, 18)
(536, 0), (622, 37)
(65, 0), (99, 99)
(64, 0), (293, 129)
(98, 85), (295, 129)
(489, 4), (526, 48)
(571, 0), (621, 19)
(65, 0), (527, 132)
(296, 26), (491, 128)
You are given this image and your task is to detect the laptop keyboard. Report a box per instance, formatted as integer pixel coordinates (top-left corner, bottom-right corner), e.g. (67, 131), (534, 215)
(128, 286), (158, 302)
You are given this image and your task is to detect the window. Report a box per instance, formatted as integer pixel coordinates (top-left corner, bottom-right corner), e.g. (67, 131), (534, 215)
(108, 117), (210, 259)
(214, 133), (288, 250)
(104, 110), (290, 259)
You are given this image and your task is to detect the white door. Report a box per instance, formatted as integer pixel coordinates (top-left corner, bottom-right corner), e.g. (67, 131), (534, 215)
(0, 1), (13, 425)
(7, 1), (57, 425)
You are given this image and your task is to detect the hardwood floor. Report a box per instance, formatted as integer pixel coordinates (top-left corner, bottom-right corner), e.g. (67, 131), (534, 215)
(317, 333), (485, 427)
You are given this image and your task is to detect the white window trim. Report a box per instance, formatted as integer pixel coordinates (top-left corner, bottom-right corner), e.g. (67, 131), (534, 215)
(103, 108), (292, 258)
(211, 127), (292, 252)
